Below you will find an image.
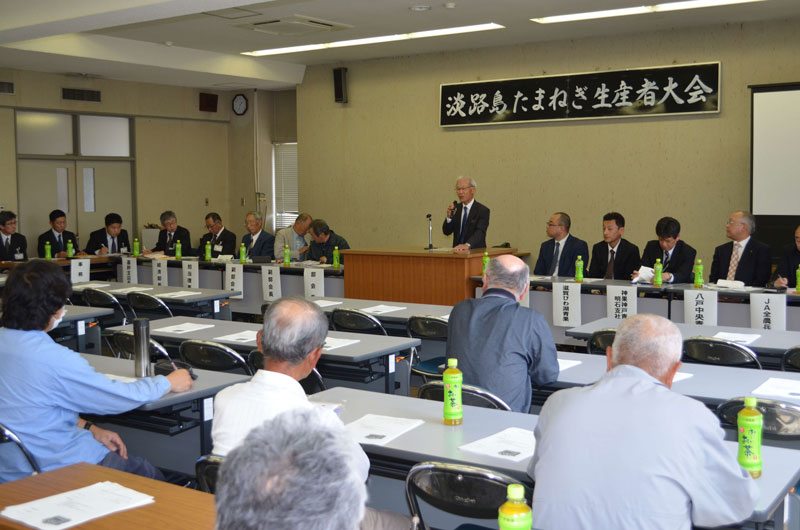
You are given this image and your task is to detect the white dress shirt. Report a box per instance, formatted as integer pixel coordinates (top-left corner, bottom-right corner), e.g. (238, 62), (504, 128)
(210, 369), (370, 481)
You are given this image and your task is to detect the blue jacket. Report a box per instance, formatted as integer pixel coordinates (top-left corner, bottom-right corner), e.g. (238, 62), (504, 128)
(242, 230), (275, 259)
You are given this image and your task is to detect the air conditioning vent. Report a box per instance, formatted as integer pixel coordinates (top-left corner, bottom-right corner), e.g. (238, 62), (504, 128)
(240, 15), (350, 36)
(0, 81), (14, 95)
(62, 88), (101, 102)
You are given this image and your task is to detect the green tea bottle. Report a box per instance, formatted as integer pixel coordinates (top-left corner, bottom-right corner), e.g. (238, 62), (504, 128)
(653, 258), (663, 287)
(575, 255), (584, 283)
(442, 358), (463, 426)
(737, 396), (762, 479)
(498, 484), (532, 530)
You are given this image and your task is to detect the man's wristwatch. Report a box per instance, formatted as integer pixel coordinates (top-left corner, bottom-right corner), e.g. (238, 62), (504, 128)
(83, 421), (94, 431)
(465, 243), (471, 248)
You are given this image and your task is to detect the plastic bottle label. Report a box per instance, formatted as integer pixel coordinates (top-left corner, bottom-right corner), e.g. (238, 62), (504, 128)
(498, 510), (533, 530)
(442, 372), (462, 421)
(737, 413), (763, 473)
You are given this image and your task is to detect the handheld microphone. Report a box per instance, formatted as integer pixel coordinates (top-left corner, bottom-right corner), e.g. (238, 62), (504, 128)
(449, 200), (458, 219)
(426, 213), (431, 220)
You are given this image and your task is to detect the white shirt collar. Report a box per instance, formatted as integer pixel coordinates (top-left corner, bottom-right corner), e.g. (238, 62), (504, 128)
(554, 233), (570, 245)
(607, 240), (620, 253)
(735, 236), (751, 249)
(463, 198), (475, 210)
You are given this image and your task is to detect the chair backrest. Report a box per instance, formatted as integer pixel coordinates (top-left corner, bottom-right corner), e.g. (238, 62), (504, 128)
(196, 454), (224, 493)
(781, 346), (800, 372)
(113, 330), (171, 362)
(588, 328), (616, 355)
(247, 348), (326, 394)
(81, 288), (130, 326)
(127, 291), (173, 319)
(417, 381), (512, 411)
(683, 337), (762, 369)
(179, 340), (253, 375)
(406, 316), (449, 340)
(0, 422), (40, 475)
(405, 461), (528, 527)
(331, 308), (387, 335)
(716, 398), (800, 439)
(260, 302), (270, 317)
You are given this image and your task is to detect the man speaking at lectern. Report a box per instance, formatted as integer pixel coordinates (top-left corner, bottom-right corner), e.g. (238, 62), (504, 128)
(443, 177), (490, 251)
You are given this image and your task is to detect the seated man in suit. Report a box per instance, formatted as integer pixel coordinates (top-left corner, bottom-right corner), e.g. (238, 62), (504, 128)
(148, 210), (191, 256)
(442, 177), (490, 251)
(637, 216), (697, 284)
(242, 211), (275, 260)
(274, 213), (312, 262)
(198, 212), (236, 258)
(0, 211), (28, 261)
(709, 210), (771, 287)
(528, 314), (757, 530)
(447, 255), (559, 413)
(307, 219), (350, 264)
(37, 209), (82, 258)
(587, 212), (640, 279)
(773, 224), (800, 289)
(211, 297), (409, 530)
(85, 213), (130, 255)
(533, 212), (589, 277)
(0, 260), (194, 483)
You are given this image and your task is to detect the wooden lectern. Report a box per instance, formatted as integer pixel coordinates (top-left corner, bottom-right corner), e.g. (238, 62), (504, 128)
(340, 246), (516, 305)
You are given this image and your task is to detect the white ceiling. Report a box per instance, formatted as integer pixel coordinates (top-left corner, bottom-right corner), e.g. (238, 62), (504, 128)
(1, 0), (799, 90)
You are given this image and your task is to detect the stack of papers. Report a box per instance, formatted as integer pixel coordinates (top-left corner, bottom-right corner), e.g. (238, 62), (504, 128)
(214, 330), (258, 343)
(361, 305), (407, 315)
(459, 427), (535, 462)
(752, 377), (800, 400)
(313, 300), (343, 308)
(0, 481), (154, 530)
(557, 359), (581, 371)
(74, 283), (111, 290)
(109, 286), (153, 294)
(345, 414), (424, 446)
(713, 331), (761, 345)
(672, 372), (693, 383)
(158, 290), (201, 298)
(154, 322), (215, 334)
(323, 338), (360, 351)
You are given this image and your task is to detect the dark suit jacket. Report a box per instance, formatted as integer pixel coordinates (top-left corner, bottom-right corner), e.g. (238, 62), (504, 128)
(243, 230), (275, 259)
(442, 200), (490, 249)
(533, 235), (589, 277)
(152, 226), (192, 256)
(37, 229), (78, 258)
(199, 228), (237, 258)
(446, 288), (559, 413)
(774, 244), (800, 288)
(587, 239), (640, 279)
(85, 228), (131, 255)
(709, 238), (772, 287)
(0, 233), (28, 261)
(640, 239), (697, 284)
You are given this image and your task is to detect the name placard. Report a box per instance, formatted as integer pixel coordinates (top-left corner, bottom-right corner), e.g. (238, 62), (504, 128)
(683, 289), (717, 326)
(152, 260), (169, 287)
(121, 257), (138, 284)
(182, 260), (199, 289)
(225, 263), (244, 300)
(750, 293), (786, 331)
(261, 265), (282, 302)
(70, 259), (90, 284)
(606, 285), (637, 320)
(552, 282), (581, 327)
(304, 268), (324, 298)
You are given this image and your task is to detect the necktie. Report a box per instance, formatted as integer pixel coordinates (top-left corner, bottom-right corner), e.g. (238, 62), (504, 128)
(166, 233), (173, 248)
(549, 242), (560, 276)
(57, 234), (63, 252)
(459, 206), (469, 244)
(663, 251), (670, 269)
(726, 243), (740, 281)
(4, 238), (9, 255)
(111, 238), (118, 254)
(605, 249), (615, 280)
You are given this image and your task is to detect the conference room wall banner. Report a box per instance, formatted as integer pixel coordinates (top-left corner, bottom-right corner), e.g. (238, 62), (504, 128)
(440, 62), (720, 127)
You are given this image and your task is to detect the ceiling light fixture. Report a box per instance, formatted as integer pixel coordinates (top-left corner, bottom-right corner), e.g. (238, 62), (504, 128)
(410, 5), (432, 11)
(530, 0), (765, 24)
(242, 22), (504, 56)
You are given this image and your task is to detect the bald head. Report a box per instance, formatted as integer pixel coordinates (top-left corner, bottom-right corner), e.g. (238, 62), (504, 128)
(610, 314), (682, 382)
(485, 255), (530, 297)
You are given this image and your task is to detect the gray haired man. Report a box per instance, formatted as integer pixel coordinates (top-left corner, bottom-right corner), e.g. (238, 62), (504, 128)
(528, 314), (758, 529)
(216, 407), (367, 530)
(447, 254), (559, 412)
(211, 296), (411, 530)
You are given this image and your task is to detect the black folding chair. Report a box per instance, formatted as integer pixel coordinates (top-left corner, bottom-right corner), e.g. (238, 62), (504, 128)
(331, 308), (388, 335)
(0, 421), (40, 475)
(128, 291), (173, 320)
(406, 461), (529, 530)
(81, 288), (130, 356)
(113, 330), (173, 363)
(683, 337), (761, 369)
(781, 346), (800, 372)
(196, 454), (224, 493)
(406, 316), (448, 384)
(417, 381), (511, 411)
(587, 328), (616, 355)
(179, 340), (253, 375)
(717, 398), (800, 439)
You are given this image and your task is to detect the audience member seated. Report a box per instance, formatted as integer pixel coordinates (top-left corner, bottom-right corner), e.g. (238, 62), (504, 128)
(528, 314), (758, 529)
(447, 255), (559, 413)
(0, 210), (27, 261)
(0, 261), (194, 483)
(307, 219), (350, 264)
(709, 210), (771, 287)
